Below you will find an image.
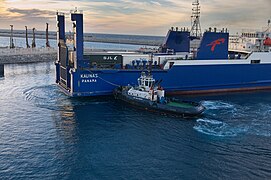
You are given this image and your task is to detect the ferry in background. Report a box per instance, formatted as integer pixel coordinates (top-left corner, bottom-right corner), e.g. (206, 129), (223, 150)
(229, 20), (271, 55)
(55, 11), (271, 97)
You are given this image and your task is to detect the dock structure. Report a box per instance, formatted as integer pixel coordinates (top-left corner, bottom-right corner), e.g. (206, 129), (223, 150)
(46, 23), (50, 48)
(10, 25), (15, 49)
(32, 28), (36, 48)
(25, 26), (30, 48)
(0, 64), (3, 77)
(0, 29), (163, 46)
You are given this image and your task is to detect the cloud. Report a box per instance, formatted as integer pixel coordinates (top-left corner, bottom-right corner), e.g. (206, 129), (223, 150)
(0, 0), (270, 35)
(200, 0), (271, 33)
(150, 1), (161, 6)
(2, 8), (56, 30)
(8, 8), (55, 17)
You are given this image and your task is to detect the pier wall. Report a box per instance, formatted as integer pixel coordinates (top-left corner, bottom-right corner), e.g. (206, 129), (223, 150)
(0, 53), (56, 64)
(0, 48), (57, 64)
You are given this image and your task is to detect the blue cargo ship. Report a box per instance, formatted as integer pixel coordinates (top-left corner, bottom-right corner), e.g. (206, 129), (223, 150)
(55, 11), (271, 97)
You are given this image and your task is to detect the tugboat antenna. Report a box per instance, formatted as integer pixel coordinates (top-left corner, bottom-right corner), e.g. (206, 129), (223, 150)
(148, 53), (154, 76)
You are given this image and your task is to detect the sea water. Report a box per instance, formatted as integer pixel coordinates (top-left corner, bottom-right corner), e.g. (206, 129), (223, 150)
(0, 62), (271, 179)
(0, 36), (271, 179)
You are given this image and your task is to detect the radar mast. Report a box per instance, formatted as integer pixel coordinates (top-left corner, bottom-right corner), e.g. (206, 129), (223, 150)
(191, 0), (202, 38)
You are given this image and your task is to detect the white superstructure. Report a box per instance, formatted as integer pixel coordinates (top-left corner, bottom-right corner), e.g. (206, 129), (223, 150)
(127, 72), (165, 102)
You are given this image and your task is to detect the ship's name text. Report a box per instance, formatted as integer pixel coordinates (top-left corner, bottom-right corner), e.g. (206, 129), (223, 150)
(81, 74), (98, 83)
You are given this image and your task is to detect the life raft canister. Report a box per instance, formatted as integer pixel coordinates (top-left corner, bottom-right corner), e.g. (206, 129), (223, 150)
(264, 37), (271, 46)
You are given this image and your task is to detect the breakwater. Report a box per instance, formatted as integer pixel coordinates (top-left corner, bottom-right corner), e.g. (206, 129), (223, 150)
(0, 29), (164, 46)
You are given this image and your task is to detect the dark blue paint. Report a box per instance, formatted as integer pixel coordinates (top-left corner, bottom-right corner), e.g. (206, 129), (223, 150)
(162, 30), (190, 53)
(62, 63), (271, 97)
(197, 32), (229, 60)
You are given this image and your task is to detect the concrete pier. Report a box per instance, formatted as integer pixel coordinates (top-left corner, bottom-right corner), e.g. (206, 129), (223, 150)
(0, 64), (3, 77)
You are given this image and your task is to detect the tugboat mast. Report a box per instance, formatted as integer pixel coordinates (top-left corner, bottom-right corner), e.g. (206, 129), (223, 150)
(191, 0), (202, 38)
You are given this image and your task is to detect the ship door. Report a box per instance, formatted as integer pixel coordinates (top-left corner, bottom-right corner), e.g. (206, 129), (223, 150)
(169, 62), (175, 69)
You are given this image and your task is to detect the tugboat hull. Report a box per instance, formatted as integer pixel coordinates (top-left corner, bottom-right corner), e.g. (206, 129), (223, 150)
(114, 88), (205, 117)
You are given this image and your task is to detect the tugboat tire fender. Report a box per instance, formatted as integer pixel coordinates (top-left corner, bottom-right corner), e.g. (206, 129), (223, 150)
(151, 102), (158, 108)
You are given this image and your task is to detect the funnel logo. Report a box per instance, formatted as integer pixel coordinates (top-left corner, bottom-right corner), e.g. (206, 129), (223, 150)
(207, 38), (225, 52)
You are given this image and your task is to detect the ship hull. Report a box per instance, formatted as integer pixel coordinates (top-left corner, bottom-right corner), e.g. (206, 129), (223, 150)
(56, 11), (271, 97)
(57, 62), (271, 97)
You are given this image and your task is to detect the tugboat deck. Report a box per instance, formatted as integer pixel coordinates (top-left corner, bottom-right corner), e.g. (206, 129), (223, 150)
(168, 101), (195, 108)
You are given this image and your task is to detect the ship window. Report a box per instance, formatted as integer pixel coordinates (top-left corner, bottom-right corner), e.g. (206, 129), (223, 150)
(251, 60), (260, 64)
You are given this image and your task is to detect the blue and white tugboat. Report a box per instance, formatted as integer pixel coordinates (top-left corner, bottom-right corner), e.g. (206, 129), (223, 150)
(114, 72), (205, 117)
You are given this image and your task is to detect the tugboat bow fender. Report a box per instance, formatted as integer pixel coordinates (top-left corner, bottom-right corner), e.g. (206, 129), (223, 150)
(151, 102), (158, 107)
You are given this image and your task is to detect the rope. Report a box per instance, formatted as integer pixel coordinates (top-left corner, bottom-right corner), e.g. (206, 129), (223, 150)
(98, 76), (121, 87)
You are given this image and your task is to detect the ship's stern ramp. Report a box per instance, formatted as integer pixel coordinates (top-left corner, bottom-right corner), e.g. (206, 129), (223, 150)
(59, 40), (72, 91)
(56, 13), (70, 91)
(56, 11), (86, 96)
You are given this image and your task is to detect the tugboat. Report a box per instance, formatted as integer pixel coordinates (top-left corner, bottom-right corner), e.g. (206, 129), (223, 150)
(114, 72), (205, 117)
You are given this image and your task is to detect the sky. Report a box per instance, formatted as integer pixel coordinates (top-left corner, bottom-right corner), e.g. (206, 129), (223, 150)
(0, 0), (270, 36)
